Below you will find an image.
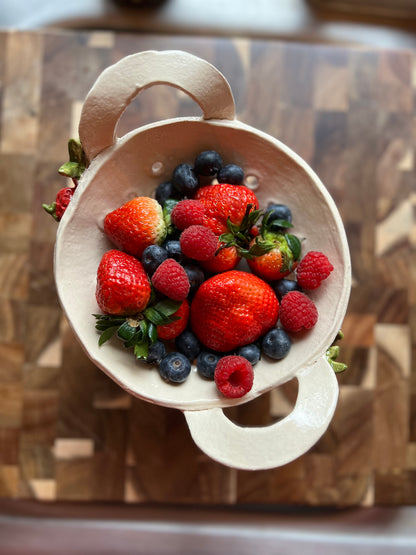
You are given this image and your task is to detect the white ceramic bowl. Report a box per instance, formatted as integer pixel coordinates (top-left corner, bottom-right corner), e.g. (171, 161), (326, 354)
(55, 51), (351, 469)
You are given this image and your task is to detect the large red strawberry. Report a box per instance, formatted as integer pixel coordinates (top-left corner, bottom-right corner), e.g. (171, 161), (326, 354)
(190, 270), (279, 352)
(195, 183), (259, 235)
(104, 196), (166, 258)
(96, 249), (151, 315)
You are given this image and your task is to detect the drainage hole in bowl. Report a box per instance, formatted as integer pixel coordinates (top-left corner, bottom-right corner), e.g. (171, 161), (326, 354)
(223, 377), (298, 427)
(245, 174), (259, 190)
(151, 160), (165, 176)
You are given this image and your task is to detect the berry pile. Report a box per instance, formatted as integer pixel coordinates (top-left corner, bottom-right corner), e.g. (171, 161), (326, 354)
(50, 147), (336, 399)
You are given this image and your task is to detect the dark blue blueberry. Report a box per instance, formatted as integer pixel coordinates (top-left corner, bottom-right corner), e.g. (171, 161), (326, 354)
(145, 340), (166, 365)
(183, 264), (205, 297)
(261, 328), (292, 360)
(196, 351), (221, 379)
(175, 330), (201, 361)
(159, 352), (191, 383)
(237, 343), (261, 365)
(172, 163), (199, 196)
(217, 163), (244, 185)
(194, 150), (223, 176)
(141, 244), (168, 276)
(267, 203), (292, 223)
(273, 279), (302, 302)
(155, 181), (175, 205)
(163, 240), (189, 265)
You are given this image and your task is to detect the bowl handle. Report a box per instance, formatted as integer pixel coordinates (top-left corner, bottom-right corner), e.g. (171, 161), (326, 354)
(184, 356), (338, 470)
(78, 50), (236, 162)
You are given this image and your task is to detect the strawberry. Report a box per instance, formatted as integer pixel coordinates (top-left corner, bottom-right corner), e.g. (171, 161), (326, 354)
(157, 299), (190, 341)
(247, 232), (298, 281)
(42, 186), (75, 221)
(104, 196), (166, 258)
(195, 183), (259, 235)
(200, 241), (240, 273)
(95, 250), (151, 315)
(190, 270), (279, 352)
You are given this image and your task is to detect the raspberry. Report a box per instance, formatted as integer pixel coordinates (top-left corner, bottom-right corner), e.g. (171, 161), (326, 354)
(214, 355), (254, 398)
(151, 258), (190, 301)
(171, 199), (205, 230)
(296, 251), (334, 290)
(279, 291), (318, 332)
(180, 225), (217, 261)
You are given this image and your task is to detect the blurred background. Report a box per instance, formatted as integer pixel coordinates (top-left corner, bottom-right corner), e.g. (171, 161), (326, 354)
(0, 0), (416, 48)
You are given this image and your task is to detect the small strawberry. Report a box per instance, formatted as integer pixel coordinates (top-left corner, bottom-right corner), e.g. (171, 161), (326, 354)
(247, 209), (302, 281)
(42, 186), (75, 221)
(296, 251), (334, 290)
(279, 291), (318, 332)
(200, 241), (240, 273)
(104, 196), (166, 258)
(214, 355), (254, 398)
(95, 250), (152, 315)
(190, 270), (279, 352)
(157, 299), (190, 341)
(151, 258), (190, 301)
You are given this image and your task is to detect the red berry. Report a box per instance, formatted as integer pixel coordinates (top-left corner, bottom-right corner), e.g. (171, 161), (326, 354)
(279, 291), (318, 332)
(171, 199), (205, 230)
(151, 258), (190, 301)
(96, 250), (152, 315)
(55, 187), (75, 220)
(296, 251), (334, 290)
(157, 299), (190, 341)
(214, 355), (254, 398)
(180, 225), (218, 261)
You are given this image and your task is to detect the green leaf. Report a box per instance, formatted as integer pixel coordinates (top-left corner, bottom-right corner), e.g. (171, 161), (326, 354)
(117, 321), (138, 342)
(152, 299), (181, 318)
(68, 138), (84, 164)
(143, 307), (166, 326)
(98, 326), (119, 346)
(269, 219), (293, 231)
(134, 341), (150, 360)
(285, 233), (302, 261)
(148, 322), (158, 344)
(58, 161), (85, 178)
(42, 202), (59, 222)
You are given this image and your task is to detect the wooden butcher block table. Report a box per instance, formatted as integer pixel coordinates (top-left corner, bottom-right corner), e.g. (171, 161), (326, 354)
(0, 28), (414, 508)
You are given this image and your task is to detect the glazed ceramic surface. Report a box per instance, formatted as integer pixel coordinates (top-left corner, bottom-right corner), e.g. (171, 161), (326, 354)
(55, 51), (351, 469)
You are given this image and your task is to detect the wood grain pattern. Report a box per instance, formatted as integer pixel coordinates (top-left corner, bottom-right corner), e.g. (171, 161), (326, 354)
(0, 29), (415, 507)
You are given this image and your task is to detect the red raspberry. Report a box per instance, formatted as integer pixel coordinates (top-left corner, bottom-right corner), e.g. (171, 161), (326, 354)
(180, 225), (217, 261)
(171, 199), (205, 230)
(214, 355), (254, 398)
(151, 258), (190, 301)
(279, 291), (318, 332)
(296, 251), (334, 290)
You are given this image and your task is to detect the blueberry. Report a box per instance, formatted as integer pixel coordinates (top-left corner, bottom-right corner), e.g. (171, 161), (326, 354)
(267, 203), (292, 223)
(194, 150), (223, 176)
(172, 163), (199, 196)
(155, 181), (175, 205)
(261, 328), (292, 360)
(164, 240), (189, 265)
(217, 163), (244, 185)
(273, 279), (302, 302)
(175, 330), (201, 361)
(145, 340), (166, 365)
(196, 351), (221, 379)
(159, 352), (191, 383)
(141, 244), (168, 276)
(183, 264), (205, 297)
(237, 343), (261, 365)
